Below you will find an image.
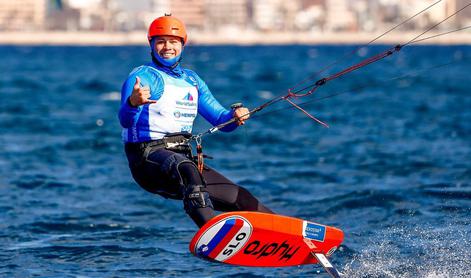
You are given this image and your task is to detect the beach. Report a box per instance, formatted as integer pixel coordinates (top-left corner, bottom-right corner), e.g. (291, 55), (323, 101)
(1, 30), (470, 45)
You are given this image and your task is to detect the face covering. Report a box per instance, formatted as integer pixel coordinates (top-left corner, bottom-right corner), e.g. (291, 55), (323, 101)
(150, 38), (183, 68)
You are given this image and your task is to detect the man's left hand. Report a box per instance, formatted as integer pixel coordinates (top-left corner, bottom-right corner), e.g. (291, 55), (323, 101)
(233, 107), (250, 126)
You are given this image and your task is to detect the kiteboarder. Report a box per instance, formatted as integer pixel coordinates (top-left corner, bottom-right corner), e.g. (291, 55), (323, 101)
(118, 15), (273, 227)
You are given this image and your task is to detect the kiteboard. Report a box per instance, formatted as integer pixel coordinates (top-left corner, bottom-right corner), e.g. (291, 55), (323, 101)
(189, 211), (344, 277)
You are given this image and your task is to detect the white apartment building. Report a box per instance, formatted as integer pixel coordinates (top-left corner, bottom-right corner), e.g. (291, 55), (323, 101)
(0, 0), (47, 31)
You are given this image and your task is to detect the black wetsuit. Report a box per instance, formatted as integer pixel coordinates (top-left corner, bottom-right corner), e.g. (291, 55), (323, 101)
(124, 134), (273, 227)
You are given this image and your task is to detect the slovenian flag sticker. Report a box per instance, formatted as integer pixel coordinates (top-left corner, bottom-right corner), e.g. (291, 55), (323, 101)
(194, 216), (252, 262)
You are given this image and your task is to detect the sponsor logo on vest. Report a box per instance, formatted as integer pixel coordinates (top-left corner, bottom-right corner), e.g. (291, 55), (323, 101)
(176, 100), (197, 107)
(181, 125), (192, 132)
(183, 92), (194, 101)
(174, 111), (196, 119)
(131, 126), (138, 142)
(243, 240), (300, 261)
(182, 113), (196, 118)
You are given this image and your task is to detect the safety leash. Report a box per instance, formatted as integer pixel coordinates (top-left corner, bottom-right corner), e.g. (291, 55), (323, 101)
(193, 135), (204, 174)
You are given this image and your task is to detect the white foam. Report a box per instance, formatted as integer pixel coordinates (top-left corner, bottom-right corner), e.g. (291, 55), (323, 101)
(342, 223), (471, 277)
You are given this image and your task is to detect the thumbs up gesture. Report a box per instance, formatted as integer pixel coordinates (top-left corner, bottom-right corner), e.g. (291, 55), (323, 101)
(129, 76), (157, 107)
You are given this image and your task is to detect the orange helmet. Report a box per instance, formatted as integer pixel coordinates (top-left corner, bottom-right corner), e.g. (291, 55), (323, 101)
(147, 14), (187, 44)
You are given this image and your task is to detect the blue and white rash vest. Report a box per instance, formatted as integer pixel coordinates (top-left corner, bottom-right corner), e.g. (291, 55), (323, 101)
(118, 62), (237, 143)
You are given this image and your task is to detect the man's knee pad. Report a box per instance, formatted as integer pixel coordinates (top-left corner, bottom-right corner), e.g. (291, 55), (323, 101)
(183, 185), (214, 214)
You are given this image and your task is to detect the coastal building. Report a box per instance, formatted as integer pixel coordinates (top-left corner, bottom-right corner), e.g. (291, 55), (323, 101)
(67, 0), (119, 31)
(168, 0), (205, 30)
(294, 0), (325, 31)
(324, 0), (357, 31)
(396, 0), (466, 29)
(252, 0), (282, 31)
(280, 1), (301, 31)
(448, 0), (471, 26)
(142, 0), (171, 30)
(0, 0), (47, 31)
(252, 0), (301, 31)
(205, 0), (249, 31)
(150, 0), (170, 17)
(348, 0), (374, 32)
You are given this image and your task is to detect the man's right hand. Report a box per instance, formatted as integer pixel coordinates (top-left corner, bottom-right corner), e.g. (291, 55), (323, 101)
(128, 76), (157, 107)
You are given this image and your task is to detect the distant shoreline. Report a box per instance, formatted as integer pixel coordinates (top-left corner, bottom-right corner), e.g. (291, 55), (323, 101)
(1, 31), (470, 46)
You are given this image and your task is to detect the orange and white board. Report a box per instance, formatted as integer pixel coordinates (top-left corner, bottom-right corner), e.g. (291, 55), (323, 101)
(189, 211), (343, 267)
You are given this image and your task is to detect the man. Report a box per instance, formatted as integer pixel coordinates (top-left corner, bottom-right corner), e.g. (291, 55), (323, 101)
(118, 15), (273, 227)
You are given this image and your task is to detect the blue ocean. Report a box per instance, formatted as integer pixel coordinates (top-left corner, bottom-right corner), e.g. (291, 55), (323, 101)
(0, 44), (469, 277)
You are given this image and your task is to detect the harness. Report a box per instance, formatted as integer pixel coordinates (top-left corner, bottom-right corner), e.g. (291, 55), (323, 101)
(125, 132), (209, 171)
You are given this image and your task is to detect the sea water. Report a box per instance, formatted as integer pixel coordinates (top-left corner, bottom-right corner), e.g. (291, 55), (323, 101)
(0, 44), (470, 277)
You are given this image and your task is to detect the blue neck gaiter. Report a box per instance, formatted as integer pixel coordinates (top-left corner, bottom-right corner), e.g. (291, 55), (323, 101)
(150, 38), (184, 76)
